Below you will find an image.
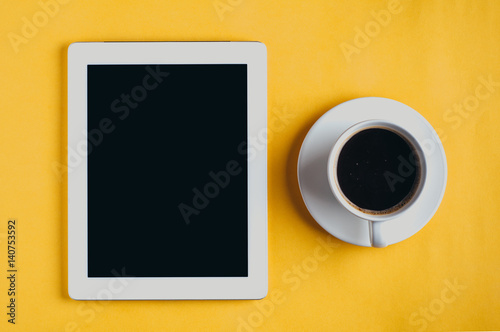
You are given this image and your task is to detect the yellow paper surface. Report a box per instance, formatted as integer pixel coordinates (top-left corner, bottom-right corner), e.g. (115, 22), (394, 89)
(0, 0), (499, 331)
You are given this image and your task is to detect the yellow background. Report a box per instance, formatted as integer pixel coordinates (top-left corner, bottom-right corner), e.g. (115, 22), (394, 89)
(0, 0), (499, 331)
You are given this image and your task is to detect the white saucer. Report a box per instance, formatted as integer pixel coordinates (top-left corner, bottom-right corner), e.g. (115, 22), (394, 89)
(297, 97), (447, 247)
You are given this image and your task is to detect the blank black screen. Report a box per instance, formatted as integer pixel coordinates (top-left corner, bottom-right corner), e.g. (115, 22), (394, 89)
(87, 64), (248, 277)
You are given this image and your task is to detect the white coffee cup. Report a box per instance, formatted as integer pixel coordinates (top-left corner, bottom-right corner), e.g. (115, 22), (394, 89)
(327, 119), (428, 248)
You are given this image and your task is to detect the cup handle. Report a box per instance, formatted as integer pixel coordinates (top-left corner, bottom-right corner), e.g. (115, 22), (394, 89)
(369, 221), (388, 248)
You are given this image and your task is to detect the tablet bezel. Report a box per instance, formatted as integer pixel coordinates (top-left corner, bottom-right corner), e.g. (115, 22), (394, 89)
(67, 42), (267, 300)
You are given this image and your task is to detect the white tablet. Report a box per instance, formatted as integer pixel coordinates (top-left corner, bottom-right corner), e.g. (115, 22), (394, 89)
(67, 42), (267, 300)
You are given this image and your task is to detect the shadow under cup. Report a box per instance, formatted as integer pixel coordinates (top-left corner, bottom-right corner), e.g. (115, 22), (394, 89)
(332, 123), (425, 218)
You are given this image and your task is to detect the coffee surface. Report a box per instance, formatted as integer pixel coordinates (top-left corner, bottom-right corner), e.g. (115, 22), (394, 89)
(336, 128), (419, 213)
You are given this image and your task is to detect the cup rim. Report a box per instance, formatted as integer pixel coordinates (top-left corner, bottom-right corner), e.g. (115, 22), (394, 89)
(327, 119), (428, 222)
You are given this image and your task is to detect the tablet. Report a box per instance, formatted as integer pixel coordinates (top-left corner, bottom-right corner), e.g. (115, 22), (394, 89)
(67, 42), (267, 300)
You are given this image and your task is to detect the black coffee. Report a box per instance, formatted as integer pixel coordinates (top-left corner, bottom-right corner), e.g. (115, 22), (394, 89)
(336, 128), (420, 214)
